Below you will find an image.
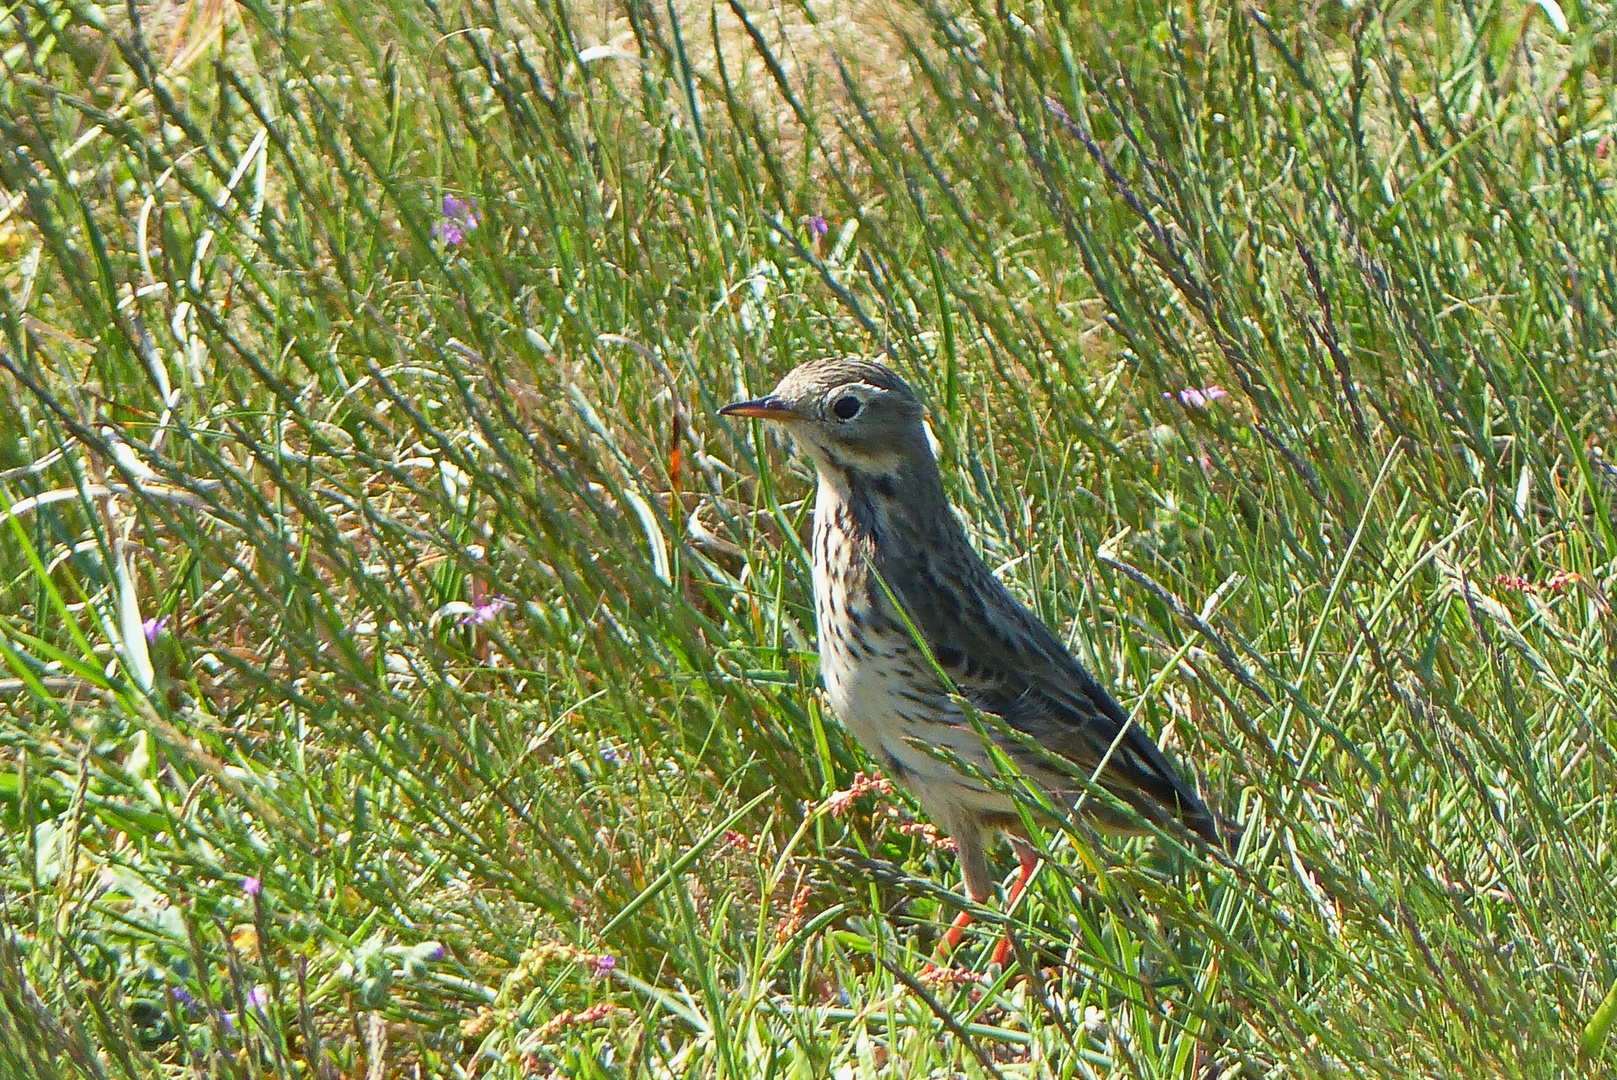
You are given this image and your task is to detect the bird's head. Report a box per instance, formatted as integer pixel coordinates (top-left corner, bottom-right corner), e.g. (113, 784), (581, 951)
(720, 357), (932, 479)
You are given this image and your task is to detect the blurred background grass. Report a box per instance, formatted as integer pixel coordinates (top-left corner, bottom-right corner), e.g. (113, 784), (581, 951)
(3, 0), (1617, 1076)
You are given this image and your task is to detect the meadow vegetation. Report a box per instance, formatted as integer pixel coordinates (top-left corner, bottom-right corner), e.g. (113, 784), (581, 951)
(3, 0), (1617, 1076)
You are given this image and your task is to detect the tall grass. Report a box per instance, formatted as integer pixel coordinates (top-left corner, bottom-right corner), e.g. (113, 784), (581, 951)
(2, 0), (1615, 1076)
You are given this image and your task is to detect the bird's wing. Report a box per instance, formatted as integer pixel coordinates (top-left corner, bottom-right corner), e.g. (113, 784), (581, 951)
(883, 547), (1220, 842)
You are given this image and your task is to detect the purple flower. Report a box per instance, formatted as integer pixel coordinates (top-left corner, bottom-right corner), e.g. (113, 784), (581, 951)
(219, 1010), (236, 1033)
(600, 745), (620, 765)
(242, 876), (262, 898)
(460, 596), (511, 626)
(808, 215), (829, 240)
(246, 986), (269, 1009)
(422, 942), (445, 962)
(435, 194), (480, 246)
(1167, 385), (1229, 408)
(594, 954), (617, 977)
(142, 616), (169, 643)
(171, 986), (196, 1008)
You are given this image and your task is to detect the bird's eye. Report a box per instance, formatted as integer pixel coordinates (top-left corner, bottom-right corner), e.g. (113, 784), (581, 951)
(832, 395), (862, 421)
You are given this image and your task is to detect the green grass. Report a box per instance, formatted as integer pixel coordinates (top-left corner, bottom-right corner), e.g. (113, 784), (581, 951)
(3, 0), (1617, 1075)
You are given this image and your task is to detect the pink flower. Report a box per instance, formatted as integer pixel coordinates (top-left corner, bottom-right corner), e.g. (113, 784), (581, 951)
(594, 954), (617, 977)
(242, 876), (262, 897)
(435, 194), (480, 246)
(142, 616), (169, 642)
(819, 771), (893, 817)
(807, 215), (829, 240)
(1167, 385), (1228, 408)
(460, 596), (512, 626)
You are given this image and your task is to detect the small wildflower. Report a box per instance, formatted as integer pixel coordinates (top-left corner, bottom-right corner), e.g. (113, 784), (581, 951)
(723, 828), (755, 853)
(461, 1006), (497, 1037)
(170, 986), (196, 1009)
(422, 942), (445, 962)
(1167, 385), (1228, 408)
(1497, 572), (1579, 596)
(218, 1010), (236, 1033)
(460, 596), (511, 626)
(246, 986), (269, 1010)
(600, 745), (620, 765)
(775, 882), (812, 944)
(819, 770), (893, 817)
(887, 809), (957, 852)
(807, 214), (829, 240)
(594, 954), (616, 977)
(142, 615), (169, 642)
(535, 1001), (618, 1040)
(519, 941), (595, 972)
(1545, 571), (1579, 593)
(242, 876), (262, 898)
(918, 965), (988, 987)
(435, 194), (481, 246)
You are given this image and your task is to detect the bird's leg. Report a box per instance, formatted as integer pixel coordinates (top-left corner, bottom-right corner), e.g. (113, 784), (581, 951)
(938, 905), (977, 954)
(924, 898), (983, 982)
(918, 902), (981, 981)
(926, 837), (1041, 973)
(922, 825), (992, 973)
(989, 840), (1041, 969)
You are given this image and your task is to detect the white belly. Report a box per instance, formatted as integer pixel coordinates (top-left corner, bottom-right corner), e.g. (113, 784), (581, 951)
(810, 485), (1017, 821)
(814, 592), (1016, 820)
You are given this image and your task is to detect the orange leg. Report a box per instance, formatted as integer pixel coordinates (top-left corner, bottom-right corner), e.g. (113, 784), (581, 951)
(927, 843), (1042, 972)
(918, 907), (978, 979)
(989, 844), (1041, 968)
(938, 904), (977, 954)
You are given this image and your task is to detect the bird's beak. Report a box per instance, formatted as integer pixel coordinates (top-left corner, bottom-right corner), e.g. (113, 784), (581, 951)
(719, 395), (805, 422)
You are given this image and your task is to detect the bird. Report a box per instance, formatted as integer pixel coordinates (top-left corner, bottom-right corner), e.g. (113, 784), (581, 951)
(721, 357), (1226, 962)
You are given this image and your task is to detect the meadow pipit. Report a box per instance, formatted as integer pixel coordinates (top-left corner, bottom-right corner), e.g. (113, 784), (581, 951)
(723, 358), (1226, 957)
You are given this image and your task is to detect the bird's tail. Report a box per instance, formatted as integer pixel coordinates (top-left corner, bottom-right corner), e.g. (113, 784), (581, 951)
(1183, 804), (1244, 851)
